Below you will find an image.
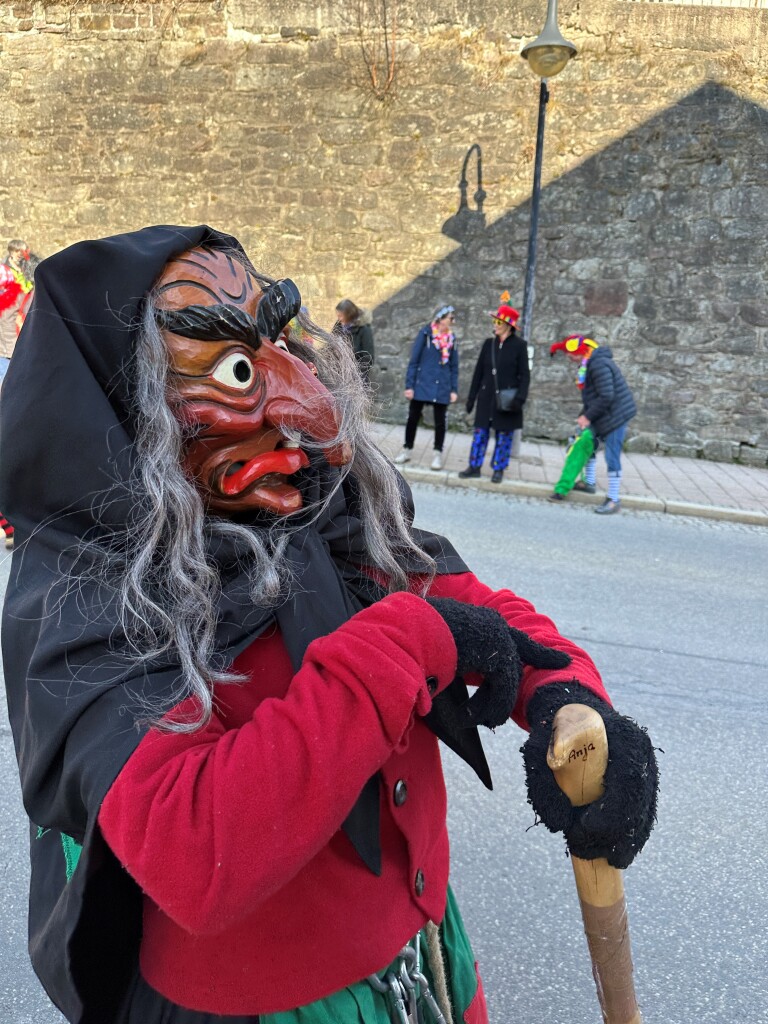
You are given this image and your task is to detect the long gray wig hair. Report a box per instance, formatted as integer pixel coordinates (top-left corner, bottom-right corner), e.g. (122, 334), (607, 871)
(116, 280), (436, 731)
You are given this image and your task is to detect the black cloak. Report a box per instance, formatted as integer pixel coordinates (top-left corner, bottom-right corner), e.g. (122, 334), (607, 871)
(0, 226), (487, 1023)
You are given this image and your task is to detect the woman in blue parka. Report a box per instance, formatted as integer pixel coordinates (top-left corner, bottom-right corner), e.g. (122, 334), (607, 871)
(394, 304), (459, 471)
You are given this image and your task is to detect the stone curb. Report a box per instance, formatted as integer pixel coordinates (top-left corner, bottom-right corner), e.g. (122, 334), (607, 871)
(397, 467), (768, 527)
(662, 501), (768, 527)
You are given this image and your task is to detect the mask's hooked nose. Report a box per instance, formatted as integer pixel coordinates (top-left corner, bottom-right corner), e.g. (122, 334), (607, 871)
(264, 350), (352, 466)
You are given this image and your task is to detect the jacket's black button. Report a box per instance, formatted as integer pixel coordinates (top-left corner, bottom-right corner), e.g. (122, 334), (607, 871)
(414, 868), (425, 896)
(393, 780), (408, 806)
(426, 676), (438, 695)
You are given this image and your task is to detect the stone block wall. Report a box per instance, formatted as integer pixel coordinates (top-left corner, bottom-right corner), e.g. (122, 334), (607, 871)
(2, 0), (768, 462)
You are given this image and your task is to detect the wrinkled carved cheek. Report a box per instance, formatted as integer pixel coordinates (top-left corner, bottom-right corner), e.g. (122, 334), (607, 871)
(180, 446), (217, 495)
(169, 371), (268, 429)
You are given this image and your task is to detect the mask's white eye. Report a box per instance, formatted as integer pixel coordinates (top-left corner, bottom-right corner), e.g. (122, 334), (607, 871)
(274, 337), (289, 352)
(210, 352), (255, 390)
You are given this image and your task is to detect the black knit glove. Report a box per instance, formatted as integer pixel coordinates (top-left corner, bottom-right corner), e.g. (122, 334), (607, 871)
(522, 682), (659, 869)
(465, 399), (474, 414)
(425, 598), (571, 732)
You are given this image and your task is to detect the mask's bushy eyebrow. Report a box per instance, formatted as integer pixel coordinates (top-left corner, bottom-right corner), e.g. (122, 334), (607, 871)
(156, 304), (262, 350)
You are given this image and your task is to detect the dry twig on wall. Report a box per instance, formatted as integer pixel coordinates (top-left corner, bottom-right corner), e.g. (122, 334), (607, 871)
(355, 0), (398, 101)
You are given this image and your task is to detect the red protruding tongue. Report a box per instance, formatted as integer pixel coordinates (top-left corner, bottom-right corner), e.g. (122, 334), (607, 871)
(220, 448), (310, 496)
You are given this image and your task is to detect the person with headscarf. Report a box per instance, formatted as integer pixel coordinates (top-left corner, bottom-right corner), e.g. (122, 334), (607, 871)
(394, 303), (459, 471)
(0, 226), (658, 1024)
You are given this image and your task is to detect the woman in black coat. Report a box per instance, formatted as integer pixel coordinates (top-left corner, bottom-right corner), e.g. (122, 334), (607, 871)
(460, 298), (530, 483)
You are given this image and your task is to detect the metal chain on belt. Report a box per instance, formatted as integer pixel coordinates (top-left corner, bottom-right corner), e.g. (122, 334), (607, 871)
(366, 939), (448, 1024)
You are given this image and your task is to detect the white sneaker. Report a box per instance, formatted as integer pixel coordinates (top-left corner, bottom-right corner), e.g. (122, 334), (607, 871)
(394, 448), (411, 465)
(430, 452), (443, 470)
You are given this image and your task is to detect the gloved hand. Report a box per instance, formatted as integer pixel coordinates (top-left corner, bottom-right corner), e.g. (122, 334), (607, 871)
(521, 681), (659, 869)
(425, 597), (571, 732)
(465, 399), (474, 414)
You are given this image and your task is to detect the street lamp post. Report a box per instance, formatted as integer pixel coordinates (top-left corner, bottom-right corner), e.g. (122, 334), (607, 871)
(519, 0), (577, 354)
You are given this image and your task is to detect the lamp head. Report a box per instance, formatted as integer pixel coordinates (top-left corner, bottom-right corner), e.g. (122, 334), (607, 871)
(522, 41), (576, 78)
(521, 0), (577, 78)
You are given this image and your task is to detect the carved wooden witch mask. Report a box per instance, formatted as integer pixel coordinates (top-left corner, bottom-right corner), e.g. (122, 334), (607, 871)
(155, 246), (350, 515)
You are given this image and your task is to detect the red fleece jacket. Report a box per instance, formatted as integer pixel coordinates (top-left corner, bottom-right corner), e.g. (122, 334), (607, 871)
(99, 573), (606, 1016)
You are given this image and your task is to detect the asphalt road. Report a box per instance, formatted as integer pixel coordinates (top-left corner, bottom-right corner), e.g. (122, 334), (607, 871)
(413, 485), (768, 1024)
(1, 486), (766, 1023)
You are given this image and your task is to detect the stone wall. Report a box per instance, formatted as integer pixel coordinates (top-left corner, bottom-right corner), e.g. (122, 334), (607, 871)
(2, 0), (768, 462)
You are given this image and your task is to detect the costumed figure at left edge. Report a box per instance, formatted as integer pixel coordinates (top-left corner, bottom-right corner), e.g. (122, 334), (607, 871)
(0, 226), (659, 1024)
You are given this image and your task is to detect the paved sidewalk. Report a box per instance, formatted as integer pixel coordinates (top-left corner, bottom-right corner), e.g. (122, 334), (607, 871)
(369, 420), (768, 527)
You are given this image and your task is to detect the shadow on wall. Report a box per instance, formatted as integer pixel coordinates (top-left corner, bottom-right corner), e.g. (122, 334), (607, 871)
(370, 82), (768, 464)
(440, 143), (487, 244)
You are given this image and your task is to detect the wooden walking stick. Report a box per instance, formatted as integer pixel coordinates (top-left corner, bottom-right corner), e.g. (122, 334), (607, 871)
(547, 704), (643, 1024)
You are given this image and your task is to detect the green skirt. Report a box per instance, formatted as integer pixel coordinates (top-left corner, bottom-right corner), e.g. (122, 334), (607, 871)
(262, 887), (483, 1024)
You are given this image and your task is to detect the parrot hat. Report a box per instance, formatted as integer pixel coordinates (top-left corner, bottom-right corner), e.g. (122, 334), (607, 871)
(549, 334), (599, 359)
